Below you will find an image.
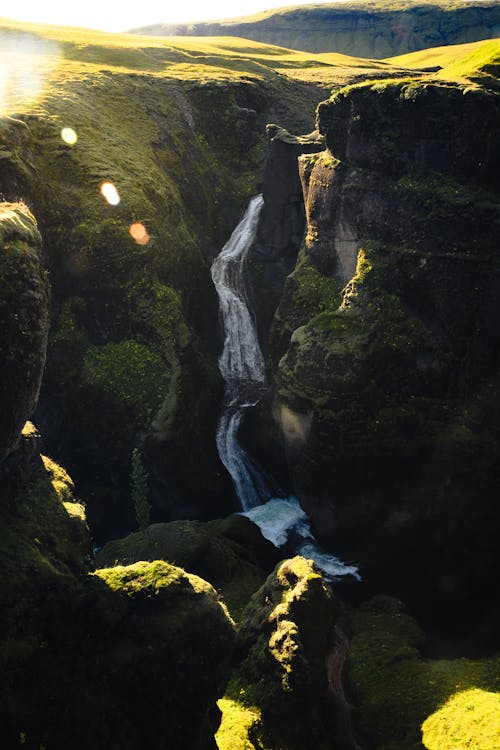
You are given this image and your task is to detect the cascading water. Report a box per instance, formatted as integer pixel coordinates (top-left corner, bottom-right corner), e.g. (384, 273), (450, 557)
(211, 195), (360, 581)
(211, 194), (270, 511)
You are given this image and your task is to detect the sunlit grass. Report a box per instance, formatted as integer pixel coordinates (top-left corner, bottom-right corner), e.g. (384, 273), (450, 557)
(386, 39), (492, 69)
(422, 688), (500, 750)
(387, 37), (500, 86)
(0, 16), (408, 100)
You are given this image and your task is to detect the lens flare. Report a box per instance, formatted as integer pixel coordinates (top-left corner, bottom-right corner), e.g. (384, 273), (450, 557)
(129, 222), (149, 245)
(61, 127), (77, 145)
(100, 182), (120, 206)
(0, 31), (59, 116)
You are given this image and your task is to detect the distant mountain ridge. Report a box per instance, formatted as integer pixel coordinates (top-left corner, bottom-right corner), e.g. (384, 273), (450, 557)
(130, 1), (500, 58)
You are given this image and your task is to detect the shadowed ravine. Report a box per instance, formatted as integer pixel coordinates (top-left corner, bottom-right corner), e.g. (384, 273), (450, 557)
(211, 195), (360, 581)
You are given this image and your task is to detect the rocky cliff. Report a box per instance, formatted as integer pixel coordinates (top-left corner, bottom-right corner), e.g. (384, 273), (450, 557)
(0, 202), (49, 464)
(0, 205), (236, 747)
(263, 76), (500, 620)
(132, 1), (500, 58)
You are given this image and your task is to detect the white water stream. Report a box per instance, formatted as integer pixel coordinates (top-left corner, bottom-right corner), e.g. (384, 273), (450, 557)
(211, 195), (359, 581)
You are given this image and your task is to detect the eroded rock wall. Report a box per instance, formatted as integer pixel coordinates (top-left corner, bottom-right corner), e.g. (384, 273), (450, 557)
(269, 79), (500, 615)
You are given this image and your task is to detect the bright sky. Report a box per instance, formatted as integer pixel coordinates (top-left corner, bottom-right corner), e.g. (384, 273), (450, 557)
(1, 1), (345, 33)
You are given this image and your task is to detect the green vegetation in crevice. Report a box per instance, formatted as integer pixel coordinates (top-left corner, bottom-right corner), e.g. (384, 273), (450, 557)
(348, 596), (500, 750)
(82, 340), (167, 427)
(277, 244), (437, 417)
(270, 248), (344, 365)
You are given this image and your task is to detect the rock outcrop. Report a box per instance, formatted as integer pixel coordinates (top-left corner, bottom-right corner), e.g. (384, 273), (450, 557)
(248, 125), (325, 350)
(268, 79), (500, 618)
(96, 514), (281, 619)
(226, 556), (336, 750)
(0, 202), (49, 463)
(0, 430), (236, 749)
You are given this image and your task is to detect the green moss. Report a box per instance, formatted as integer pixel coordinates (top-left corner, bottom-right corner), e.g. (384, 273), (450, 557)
(228, 557), (334, 750)
(348, 597), (500, 750)
(82, 340), (167, 425)
(0, 203), (41, 246)
(422, 688), (500, 750)
(96, 516), (279, 620)
(41, 454), (76, 503)
(216, 697), (266, 750)
(95, 559), (186, 595)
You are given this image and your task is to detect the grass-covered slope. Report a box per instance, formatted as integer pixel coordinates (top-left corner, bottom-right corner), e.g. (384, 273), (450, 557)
(1, 18), (353, 539)
(388, 36), (500, 89)
(130, 1), (500, 58)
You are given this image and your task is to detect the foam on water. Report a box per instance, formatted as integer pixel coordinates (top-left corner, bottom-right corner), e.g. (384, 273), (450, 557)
(242, 497), (360, 581)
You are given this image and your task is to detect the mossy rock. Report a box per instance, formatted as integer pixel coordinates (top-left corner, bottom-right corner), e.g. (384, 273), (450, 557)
(348, 596), (500, 750)
(226, 556), (335, 750)
(0, 434), (235, 749)
(0, 203), (49, 464)
(269, 78), (500, 614)
(96, 514), (281, 619)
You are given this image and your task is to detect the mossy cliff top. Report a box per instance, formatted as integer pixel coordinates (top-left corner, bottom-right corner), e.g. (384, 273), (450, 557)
(317, 77), (499, 185)
(0, 203), (48, 464)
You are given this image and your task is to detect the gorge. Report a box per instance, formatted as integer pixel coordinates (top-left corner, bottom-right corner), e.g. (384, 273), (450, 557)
(0, 8), (499, 750)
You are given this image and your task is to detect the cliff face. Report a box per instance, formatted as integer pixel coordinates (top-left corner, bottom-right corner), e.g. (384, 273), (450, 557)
(132, 1), (500, 58)
(269, 78), (500, 612)
(0, 197), (235, 747)
(0, 202), (49, 464)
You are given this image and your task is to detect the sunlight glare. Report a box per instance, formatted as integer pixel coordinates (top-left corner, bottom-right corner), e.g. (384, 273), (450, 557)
(129, 222), (149, 245)
(0, 32), (59, 116)
(100, 181), (120, 206)
(61, 127), (78, 145)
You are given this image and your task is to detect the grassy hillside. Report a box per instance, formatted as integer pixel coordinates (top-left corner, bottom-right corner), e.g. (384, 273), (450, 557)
(130, 1), (500, 58)
(0, 17), (408, 99)
(389, 37), (500, 87)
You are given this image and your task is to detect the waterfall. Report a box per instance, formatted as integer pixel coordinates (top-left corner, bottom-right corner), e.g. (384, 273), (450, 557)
(211, 195), (360, 580)
(211, 194), (270, 511)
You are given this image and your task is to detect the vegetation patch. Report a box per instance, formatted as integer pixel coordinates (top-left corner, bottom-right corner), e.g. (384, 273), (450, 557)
(422, 687), (500, 750)
(349, 597), (500, 750)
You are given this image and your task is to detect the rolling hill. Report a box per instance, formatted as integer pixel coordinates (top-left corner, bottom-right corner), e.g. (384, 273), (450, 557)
(130, 1), (500, 58)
